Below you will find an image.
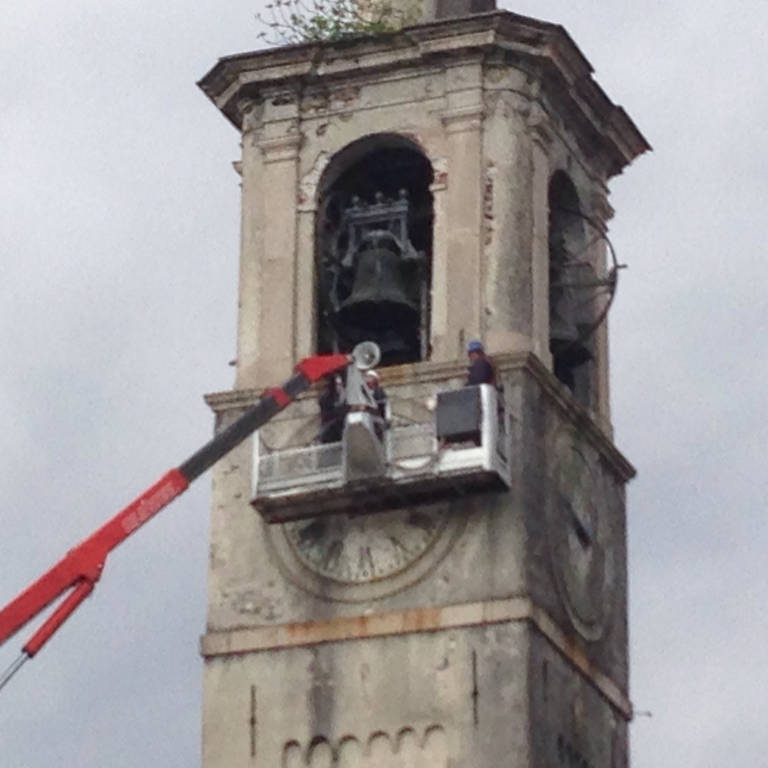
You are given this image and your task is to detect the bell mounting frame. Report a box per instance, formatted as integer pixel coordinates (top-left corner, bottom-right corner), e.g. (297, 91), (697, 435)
(548, 206), (626, 351)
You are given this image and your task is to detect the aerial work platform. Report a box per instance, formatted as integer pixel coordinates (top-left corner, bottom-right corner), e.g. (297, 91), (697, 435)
(252, 384), (511, 523)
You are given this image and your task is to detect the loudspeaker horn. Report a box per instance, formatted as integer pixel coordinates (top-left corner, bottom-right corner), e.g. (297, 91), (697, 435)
(351, 341), (381, 371)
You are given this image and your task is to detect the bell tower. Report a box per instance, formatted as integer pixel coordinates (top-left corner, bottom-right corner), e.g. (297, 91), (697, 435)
(199, 7), (647, 767)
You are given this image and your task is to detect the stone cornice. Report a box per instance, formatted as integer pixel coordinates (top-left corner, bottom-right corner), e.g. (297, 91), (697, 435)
(198, 11), (649, 178)
(440, 105), (485, 134)
(200, 595), (632, 719)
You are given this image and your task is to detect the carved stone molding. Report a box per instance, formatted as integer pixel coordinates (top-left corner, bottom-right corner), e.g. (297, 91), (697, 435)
(494, 90), (532, 127)
(269, 89), (299, 107)
(440, 105), (485, 135)
(258, 133), (303, 164)
(200, 12), (649, 177)
(237, 98), (264, 134)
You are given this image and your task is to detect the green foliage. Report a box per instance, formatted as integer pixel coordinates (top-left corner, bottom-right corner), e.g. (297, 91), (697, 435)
(256, 0), (420, 45)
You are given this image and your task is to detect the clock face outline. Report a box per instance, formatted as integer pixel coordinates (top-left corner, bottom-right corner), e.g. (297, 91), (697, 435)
(548, 427), (615, 641)
(284, 507), (443, 584)
(267, 503), (463, 603)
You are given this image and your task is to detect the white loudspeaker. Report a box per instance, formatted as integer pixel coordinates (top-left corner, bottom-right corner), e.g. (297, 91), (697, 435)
(351, 341), (381, 371)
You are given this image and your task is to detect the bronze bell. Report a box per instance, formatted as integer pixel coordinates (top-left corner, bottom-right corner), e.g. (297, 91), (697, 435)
(338, 241), (419, 330)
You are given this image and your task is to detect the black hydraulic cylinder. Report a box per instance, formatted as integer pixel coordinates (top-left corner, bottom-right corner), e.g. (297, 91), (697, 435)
(179, 372), (309, 482)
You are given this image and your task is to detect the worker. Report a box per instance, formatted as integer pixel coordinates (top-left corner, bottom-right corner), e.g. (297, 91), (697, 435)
(318, 374), (346, 443)
(466, 340), (495, 385)
(365, 369), (388, 419)
(364, 369), (388, 439)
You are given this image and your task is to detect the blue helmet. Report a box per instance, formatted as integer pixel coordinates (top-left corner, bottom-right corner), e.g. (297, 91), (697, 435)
(467, 340), (484, 353)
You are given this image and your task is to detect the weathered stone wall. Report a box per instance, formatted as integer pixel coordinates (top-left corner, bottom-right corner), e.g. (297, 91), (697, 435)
(198, 14), (646, 767)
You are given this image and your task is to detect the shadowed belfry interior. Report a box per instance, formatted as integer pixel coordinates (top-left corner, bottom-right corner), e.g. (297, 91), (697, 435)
(316, 136), (434, 365)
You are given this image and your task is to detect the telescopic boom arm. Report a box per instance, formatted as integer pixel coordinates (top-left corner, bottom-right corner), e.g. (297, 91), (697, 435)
(0, 352), (350, 692)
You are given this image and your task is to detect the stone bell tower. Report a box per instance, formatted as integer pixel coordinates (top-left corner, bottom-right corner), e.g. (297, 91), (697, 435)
(198, 6), (647, 767)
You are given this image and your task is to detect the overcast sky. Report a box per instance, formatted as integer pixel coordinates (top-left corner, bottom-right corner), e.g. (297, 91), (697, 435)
(1, 1), (766, 766)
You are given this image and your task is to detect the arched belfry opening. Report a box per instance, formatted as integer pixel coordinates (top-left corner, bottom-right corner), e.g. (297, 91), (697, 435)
(315, 135), (434, 366)
(548, 171), (595, 405)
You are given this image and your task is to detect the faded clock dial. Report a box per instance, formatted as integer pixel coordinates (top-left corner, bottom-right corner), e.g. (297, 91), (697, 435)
(548, 428), (615, 641)
(284, 507), (444, 584)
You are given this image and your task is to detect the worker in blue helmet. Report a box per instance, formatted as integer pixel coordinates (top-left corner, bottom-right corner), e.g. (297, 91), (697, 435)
(466, 340), (495, 385)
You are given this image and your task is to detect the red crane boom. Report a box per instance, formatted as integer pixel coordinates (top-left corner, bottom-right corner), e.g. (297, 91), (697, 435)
(0, 352), (350, 691)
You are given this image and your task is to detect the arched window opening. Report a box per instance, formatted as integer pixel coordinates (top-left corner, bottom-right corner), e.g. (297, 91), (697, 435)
(548, 171), (594, 406)
(315, 136), (434, 367)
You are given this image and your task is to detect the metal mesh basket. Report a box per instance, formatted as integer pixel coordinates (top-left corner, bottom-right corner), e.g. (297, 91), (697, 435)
(258, 443), (343, 487)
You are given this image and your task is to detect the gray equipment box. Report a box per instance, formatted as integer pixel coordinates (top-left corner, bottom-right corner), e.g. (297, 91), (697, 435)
(436, 386), (482, 443)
